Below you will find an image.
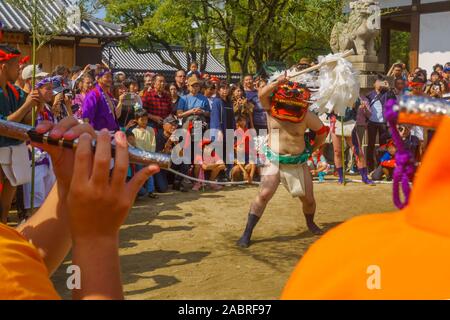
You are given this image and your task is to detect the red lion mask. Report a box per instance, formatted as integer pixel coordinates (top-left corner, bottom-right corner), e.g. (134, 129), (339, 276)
(270, 82), (311, 123)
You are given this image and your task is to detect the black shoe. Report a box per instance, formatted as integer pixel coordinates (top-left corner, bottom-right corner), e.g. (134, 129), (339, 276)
(236, 214), (260, 248)
(305, 213), (324, 235)
(307, 222), (324, 235)
(237, 235), (251, 248)
(17, 212), (29, 222)
(148, 193), (159, 199)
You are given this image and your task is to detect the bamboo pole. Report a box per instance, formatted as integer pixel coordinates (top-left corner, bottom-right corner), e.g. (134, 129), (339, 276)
(30, 0), (37, 213)
(341, 116), (346, 186)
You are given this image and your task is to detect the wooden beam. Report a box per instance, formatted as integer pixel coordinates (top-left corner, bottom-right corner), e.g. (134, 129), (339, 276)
(419, 1), (450, 14)
(382, 20), (410, 32)
(380, 23), (391, 68)
(381, 0), (450, 18)
(409, 0), (420, 71)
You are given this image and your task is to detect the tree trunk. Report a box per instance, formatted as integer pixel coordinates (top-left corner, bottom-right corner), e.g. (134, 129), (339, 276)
(224, 39), (232, 83)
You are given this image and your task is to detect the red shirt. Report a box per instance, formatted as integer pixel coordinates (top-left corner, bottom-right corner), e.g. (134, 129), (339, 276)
(142, 89), (172, 120)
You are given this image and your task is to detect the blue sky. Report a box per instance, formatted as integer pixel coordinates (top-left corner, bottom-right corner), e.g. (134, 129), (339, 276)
(94, 7), (106, 19)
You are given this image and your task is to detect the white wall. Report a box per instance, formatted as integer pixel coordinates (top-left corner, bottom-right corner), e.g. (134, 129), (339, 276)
(419, 11), (450, 74)
(379, 0), (412, 8)
(344, 0), (412, 12)
(421, 0), (447, 4)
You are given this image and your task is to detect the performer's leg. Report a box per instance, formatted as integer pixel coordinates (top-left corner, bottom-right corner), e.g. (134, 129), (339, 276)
(237, 169), (280, 248)
(209, 164), (226, 181)
(331, 133), (344, 183)
(299, 165), (323, 235)
(0, 179), (17, 224)
(230, 165), (242, 182)
(249, 170), (280, 217)
(349, 133), (374, 185)
(366, 121), (377, 171)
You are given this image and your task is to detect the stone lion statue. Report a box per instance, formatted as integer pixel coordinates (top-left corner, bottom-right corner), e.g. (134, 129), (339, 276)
(330, 0), (380, 56)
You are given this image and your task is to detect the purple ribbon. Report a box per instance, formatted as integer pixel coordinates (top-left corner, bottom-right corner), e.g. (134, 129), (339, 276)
(384, 98), (416, 209)
(35, 77), (52, 89)
(97, 69), (112, 78)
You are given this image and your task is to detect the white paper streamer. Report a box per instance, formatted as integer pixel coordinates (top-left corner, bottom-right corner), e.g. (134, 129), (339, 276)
(311, 53), (360, 116)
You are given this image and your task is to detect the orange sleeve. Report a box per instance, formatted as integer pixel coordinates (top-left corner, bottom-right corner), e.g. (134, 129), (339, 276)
(0, 224), (61, 300)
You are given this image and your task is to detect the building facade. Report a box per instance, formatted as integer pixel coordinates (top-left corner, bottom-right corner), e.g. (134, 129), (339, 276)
(379, 0), (450, 73)
(0, 0), (125, 72)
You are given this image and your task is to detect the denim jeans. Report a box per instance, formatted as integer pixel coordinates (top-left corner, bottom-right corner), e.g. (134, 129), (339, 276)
(154, 171), (169, 193)
(367, 121), (389, 171)
(136, 165), (155, 196)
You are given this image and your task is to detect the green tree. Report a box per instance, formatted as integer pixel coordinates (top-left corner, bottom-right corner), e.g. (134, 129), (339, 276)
(390, 30), (410, 70)
(102, 0), (213, 71)
(102, 0), (348, 79)
(204, 0), (347, 78)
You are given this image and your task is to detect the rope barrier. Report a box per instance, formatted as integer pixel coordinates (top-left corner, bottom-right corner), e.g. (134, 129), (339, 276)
(164, 168), (400, 187)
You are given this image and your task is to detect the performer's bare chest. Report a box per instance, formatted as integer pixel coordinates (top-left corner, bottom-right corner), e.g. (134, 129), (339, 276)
(267, 114), (307, 137)
(267, 115), (307, 154)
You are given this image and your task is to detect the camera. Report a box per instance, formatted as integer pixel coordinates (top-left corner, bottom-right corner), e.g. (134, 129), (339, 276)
(62, 88), (73, 99)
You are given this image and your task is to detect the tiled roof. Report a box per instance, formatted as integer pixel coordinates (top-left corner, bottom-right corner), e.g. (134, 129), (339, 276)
(0, 0), (125, 38)
(103, 44), (231, 76)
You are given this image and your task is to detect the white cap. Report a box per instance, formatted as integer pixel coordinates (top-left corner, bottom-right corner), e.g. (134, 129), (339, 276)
(22, 65), (49, 80)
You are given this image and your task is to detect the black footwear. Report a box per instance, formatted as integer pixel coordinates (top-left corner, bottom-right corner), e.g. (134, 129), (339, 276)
(305, 213), (324, 235)
(148, 193), (159, 199)
(17, 212), (29, 222)
(307, 222), (324, 235)
(173, 183), (181, 191)
(237, 213), (260, 248)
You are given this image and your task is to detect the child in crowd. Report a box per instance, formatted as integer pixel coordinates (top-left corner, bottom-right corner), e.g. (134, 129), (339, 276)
(371, 140), (397, 181)
(132, 109), (158, 198)
(198, 141), (226, 191)
(125, 130), (137, 184)
(231, 84), (255, 129)
(230, 116), (256, 184)
(154, 115), (184, 193)
(186, 61), (201, 79)
(307, 148), (330, 183)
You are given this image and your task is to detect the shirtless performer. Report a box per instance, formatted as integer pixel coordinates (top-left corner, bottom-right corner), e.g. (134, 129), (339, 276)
(237, 74), (329, 248)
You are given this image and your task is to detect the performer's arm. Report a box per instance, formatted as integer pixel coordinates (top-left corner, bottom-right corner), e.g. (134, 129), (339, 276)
(70, 130), (159, 300)
(258, 74), (289, 111)
(306, 111), (329, 152)
(7, 90), (40, 124)
(16, 117), (96, 275)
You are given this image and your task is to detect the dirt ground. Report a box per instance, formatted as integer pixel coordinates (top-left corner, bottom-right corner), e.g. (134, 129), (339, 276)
(51, 181), (395, 300)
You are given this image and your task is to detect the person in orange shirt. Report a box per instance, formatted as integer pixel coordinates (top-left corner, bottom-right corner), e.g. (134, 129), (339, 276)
(282, 116), (450, 300)
(0, 116), (159, 300)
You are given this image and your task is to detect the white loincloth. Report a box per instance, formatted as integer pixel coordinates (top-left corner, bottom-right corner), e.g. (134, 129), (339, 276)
(23, 164), (55, 209)
(279, 163), (307, 198)
(0, 143), (31, 187)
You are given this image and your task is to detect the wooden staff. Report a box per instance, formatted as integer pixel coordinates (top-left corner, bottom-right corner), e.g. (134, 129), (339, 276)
(288, 49), (355, 79)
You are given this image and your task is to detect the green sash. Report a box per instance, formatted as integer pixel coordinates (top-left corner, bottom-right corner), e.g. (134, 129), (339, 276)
(264, 136), (312, 165)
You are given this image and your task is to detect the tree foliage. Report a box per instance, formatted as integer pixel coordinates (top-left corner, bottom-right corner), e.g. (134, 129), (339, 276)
(101, 0), (212, 71)
(390, 30), (410, 70)
(101, 0), (348, 79)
